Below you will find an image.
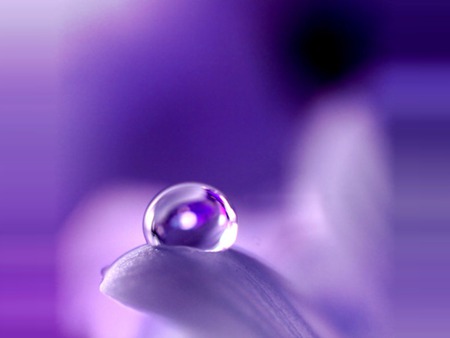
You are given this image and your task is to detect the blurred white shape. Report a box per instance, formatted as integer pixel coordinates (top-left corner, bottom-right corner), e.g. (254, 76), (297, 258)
(282, 90), (391, 336)
(58, 183), (173, 338)
(236, 89), (391, 337)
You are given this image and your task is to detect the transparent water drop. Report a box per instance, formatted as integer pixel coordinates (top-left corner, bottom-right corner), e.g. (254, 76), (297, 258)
(143, 183), (238, 252)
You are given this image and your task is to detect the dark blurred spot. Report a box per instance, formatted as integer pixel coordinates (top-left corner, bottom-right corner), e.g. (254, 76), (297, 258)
(285, 4), (377, 86)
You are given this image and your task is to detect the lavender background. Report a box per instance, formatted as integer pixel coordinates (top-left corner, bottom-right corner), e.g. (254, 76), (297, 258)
(1, 0), (450, 337)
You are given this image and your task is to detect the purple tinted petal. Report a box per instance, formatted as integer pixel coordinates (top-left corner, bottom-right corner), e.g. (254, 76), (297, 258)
(100, 245), (318, 338)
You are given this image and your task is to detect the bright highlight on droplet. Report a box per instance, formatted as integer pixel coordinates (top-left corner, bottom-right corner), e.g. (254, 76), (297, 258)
(143, 183), (238, 252)
(178, 211), (198, 230)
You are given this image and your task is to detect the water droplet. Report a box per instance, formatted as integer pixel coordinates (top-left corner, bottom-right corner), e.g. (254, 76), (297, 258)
(143, 183), (238, 252)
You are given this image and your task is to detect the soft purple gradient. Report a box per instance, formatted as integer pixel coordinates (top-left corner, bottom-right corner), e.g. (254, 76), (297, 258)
(1, 0), (449, 337)
(0, 1), (61, 337)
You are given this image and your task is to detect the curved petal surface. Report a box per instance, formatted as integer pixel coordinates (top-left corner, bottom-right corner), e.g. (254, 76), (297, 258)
(100, 245), (318, 338)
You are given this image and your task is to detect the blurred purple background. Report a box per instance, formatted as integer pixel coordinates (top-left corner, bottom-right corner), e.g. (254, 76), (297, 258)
(1, 0), (450, 337)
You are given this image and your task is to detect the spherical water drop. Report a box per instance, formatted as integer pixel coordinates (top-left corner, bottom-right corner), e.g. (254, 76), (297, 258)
(143, 183), (238, 252)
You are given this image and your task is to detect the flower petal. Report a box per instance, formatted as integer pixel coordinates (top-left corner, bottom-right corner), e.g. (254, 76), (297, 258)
(100, 245), (318, 338)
